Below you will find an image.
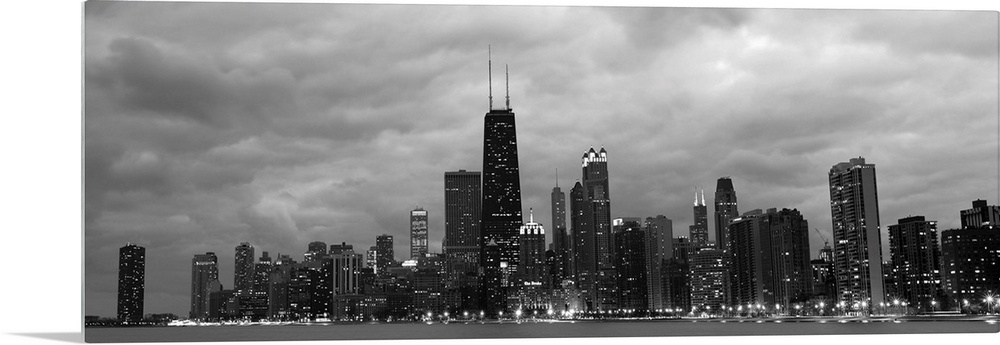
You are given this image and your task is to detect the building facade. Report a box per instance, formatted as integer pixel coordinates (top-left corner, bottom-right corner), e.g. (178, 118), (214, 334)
(191, 252), (220, 319)
(410, 208), (429, 259)
(444, 170), (482, 286)
(235, 242), (255, 295)
(613, 218), (648, 312)
(888, 216), (943, 311)
(713, 177), (739, 250)
(689, 248), (727, 313)
(117, 243), (145, 322)
(828, 157), (886, 310)
(645, 215), (673, 311)
(479, 63), (524, 313)
(941, 200), (1000, 309)
(690, 190), (709, 244)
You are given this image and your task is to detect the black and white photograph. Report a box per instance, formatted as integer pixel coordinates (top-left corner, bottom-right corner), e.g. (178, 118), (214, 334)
(7, 0), (1000, 344)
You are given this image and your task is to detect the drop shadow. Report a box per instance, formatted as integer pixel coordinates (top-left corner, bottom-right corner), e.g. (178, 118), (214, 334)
(9, 332), (82, 343)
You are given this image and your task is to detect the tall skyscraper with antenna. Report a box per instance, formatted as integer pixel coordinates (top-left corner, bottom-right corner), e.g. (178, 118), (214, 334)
(690, 189), (709, 244)
(480, 47), (523, 314)
(714, 177), (739, 250)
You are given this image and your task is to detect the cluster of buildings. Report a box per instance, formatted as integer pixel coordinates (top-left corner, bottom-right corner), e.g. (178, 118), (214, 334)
(112, 63), (1000, 323)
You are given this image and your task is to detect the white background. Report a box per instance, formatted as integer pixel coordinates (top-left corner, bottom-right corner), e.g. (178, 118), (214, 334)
(0, 1), (996, 344)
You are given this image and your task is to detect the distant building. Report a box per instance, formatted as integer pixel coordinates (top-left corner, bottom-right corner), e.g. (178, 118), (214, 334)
(410, 208), (429, 259)
(234, 242), (255, 295)
(689, 248), (726, 312)
(191, 252), (219, 319)
(644, 215), (673, 311)
(713, 177), (739, 250)
(960, 199), (1000, 229)
(569, 181), (595, 310)
(117, 243), (145, 322)
(480, 71), (525, 314)
(828, 157), (886, 310)
(690, 189), (709, 244)
(375, 234), (394, 275)
(888, 216), (943, 311)
(444, 170), (482, 286)
(551, 178), (570, 286)
(242, 251), (272, 321)
(811, 244), (836, 298)
(941, 200), (1000, 309)
(613, 218), (647, 312)
(727, 208), (812, 309)
(305, 241), (327, 262)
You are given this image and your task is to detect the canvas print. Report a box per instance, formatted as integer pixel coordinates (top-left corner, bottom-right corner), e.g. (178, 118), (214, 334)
(83, 0), (1000, 343)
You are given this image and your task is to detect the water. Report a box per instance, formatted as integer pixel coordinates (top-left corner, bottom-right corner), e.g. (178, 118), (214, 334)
(85, 319), (999, 343)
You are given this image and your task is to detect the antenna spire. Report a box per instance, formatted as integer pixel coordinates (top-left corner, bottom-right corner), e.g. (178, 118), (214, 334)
(529, 207), (534, 223)
(555, 168), (559, 188)
(505, 64), (510, 110)
(488, 45), (493, 110)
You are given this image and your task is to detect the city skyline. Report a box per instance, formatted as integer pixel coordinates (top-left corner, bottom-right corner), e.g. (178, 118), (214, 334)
(84, 3), (998, 318)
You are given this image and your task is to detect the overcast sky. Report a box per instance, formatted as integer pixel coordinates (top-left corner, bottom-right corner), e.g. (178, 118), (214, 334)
(84, 2), (998, 317)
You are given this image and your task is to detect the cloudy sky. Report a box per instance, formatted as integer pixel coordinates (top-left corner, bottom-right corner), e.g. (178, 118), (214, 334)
(84, 1), (997, 317)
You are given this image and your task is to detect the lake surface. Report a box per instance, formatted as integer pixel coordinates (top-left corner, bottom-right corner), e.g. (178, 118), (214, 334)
(85, 318), (999, 343)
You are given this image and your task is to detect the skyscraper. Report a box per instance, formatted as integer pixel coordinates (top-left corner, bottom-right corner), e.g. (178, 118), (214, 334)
(888, 216), (942, 311)
(570, 181), (595, 309)
(305, 241), (327, 262)
(690, 189), (709, 244)
(444, 170), (482, 283)
(613, 218), (647, 312)
(582, 147), (616, 310)
(713, 177), (739, 250)
(941, 200), (1000, 309)
(689, 248), (727, 312)
(516, 209), (548, 310)
(117, 243), (145, 322)
(645, 215), (673, 311)
(550, 174), (569, 285)
(234, 242), (255, 295)
(828, 157), (886, 310)
(727, 208), (812, 308)
(480, 56), (523, 312)
(375, 234), (394, 275)
(518, 209), (547, 286)
(410, 207), (429, 259)
(191, 252), (220, 319)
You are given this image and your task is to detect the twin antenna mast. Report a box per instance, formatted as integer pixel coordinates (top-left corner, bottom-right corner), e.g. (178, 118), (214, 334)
(488, 45), (511, 111)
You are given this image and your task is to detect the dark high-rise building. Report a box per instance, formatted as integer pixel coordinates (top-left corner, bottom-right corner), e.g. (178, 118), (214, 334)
(191, 252), (220, 319)
(727, 208), (812, 309)
(243, 251), (272, 321)
(444, 170), (482, 284)
(613, 218), (647, 312)
(518, 209), (547, 286)
(888, 216), (942, 311)
(961, 199), (1000, 229)
(551, 176), (570, 285)
(305, 241), (327, 262)
(516, 209), (549, 310)
(480, 59), (524, 313)
(690, 189), (709, 244)
(582, 147), (616, 311)
(713, 177), (739, 250)
(117, 243), (145, 322)
(941, 200), (1000, 308)
(828, 157), (886, 310)
(811, 244), (836, 298)
(689, 247), (726, 312)
(570, 180), (595, 310)
(410, 208), (429, 259)
(672, 236), (694, 264)
(375, 234), (394, 275)
(234, 242), (255, 295)
(481, 239), (504, 315)
(645, 215), (673, 311)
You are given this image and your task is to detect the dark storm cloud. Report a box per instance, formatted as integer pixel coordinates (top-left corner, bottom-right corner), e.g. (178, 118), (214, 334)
(84, 2), (997, 318)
